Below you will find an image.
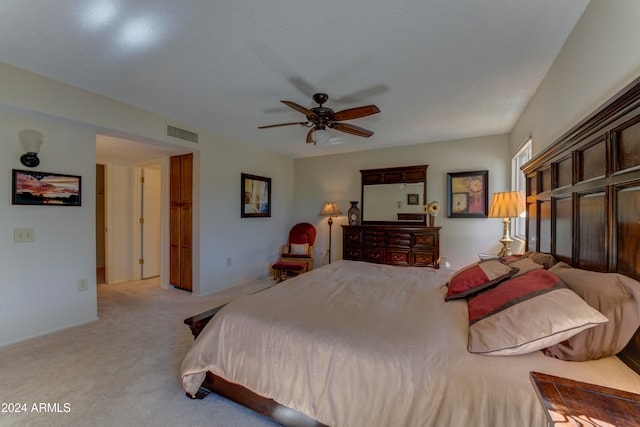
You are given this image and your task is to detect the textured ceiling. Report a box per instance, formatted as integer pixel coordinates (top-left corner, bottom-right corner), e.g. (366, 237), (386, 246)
(0, 0), (589, 159)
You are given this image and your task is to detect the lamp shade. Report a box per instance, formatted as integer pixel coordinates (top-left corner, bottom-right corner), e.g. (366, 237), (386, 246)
(20, 129), (44, 154)
(319, 202), (342, 216)
(313, 128), (331, 144)
(488, 191), (525, 218)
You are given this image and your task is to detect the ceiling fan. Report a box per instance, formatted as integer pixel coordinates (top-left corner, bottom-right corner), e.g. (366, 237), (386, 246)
(258, 93), (380, 144)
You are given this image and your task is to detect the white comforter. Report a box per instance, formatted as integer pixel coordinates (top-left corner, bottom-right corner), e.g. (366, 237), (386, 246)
(182, 260), (640, 427)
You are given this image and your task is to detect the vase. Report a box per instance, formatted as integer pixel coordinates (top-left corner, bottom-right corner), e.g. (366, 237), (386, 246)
(429, 215), (435, 227)
(348, 201), (360, 226)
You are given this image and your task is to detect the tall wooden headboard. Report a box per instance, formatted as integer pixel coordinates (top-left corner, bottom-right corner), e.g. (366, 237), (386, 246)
(522, 75), (640, 374)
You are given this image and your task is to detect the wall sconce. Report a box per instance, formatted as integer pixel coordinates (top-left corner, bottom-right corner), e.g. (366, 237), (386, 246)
(19, 130), (44, 168)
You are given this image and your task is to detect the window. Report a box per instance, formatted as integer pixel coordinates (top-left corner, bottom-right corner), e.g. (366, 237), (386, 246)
(512, 138), (532, 239)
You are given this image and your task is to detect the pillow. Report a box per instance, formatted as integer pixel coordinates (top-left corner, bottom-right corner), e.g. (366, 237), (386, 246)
(445, 259), (517, 301)
(289, 243), (309, 255)
(507, 257), (544, 277)
(467, 269), (608, 356)
(524, 251), (557, 269)
(543, 263), (640, 361)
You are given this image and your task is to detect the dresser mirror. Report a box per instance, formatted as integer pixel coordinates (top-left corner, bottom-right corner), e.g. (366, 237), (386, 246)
(360, 165), (428, 225)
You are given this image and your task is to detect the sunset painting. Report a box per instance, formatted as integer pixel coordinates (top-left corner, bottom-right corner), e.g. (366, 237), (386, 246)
(12, 169), (81, 206)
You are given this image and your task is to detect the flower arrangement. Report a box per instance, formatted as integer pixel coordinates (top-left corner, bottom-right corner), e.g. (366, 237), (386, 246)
(423, 200), (440, 217)
(423, 200), (440, 226)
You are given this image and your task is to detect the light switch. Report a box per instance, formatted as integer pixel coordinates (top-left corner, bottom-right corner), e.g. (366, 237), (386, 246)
(13, 228), (35, 243)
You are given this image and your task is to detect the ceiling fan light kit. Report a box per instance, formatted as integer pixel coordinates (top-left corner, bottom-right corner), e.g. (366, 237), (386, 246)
(258, 93), (380, 145)
(312, 128), (330, 144)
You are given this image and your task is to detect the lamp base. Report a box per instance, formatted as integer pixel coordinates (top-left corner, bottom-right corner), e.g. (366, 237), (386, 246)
(497, 239), (514, 257)
(497, 217), (514, 257)
(327, 217), (333, 264)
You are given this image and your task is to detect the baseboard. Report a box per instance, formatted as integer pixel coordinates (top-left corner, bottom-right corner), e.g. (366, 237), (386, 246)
(0, 316), (99, 348)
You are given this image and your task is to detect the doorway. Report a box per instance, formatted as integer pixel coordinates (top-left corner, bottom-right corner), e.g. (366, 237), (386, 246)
(96, 164), (106, 284)
(96, 133), (198, 292)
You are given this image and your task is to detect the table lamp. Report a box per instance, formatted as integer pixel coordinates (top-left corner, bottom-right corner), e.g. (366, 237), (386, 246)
(488, 191), (525, 257)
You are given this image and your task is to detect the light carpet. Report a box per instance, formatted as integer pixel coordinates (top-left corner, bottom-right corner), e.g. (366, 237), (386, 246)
(0, 277), (280, 427)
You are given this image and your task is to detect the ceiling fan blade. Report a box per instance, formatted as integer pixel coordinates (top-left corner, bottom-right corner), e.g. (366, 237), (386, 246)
(306, 129), (315, 144)
(281, 100), (316, 117)
(333, 105), (380, 121)
(332, 122), (374, 138)
(258, 122), (307, 129)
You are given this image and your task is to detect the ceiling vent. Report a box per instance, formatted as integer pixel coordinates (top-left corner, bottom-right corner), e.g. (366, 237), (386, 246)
(167, 125), (198, 143)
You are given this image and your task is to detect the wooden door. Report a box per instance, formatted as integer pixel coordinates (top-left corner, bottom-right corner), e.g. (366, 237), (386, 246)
(170, 153), (193, 291)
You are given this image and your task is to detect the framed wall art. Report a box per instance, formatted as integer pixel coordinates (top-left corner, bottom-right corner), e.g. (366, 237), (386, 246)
(446, 170), (488, 218)
(407, 193), (419, 205)
(241, 173), (271, 218)
(12, 169), (82, 206)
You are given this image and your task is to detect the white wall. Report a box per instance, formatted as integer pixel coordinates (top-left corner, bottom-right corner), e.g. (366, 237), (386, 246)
(0, 109), (98, 345)
(293, 135), (512, 270)
(511, 0), (640, 156)
(0, 62), (294, 346)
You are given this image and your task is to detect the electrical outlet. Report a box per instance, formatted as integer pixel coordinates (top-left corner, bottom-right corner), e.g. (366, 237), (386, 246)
(13, 228), (35, 243)
(440, 256), (451, 269)
(77, 278), (89, 292)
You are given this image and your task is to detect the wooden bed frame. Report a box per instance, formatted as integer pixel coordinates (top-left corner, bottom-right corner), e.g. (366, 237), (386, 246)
(184, 75), (640, 426)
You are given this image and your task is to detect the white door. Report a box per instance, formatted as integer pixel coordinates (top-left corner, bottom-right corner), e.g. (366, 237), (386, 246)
(141, 167), (161, 279)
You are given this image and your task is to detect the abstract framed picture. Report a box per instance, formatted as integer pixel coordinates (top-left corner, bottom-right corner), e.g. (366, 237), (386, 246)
(241, 173), (271, 218)
(446, 170), (488, 218)
(12, 169), (82, 206)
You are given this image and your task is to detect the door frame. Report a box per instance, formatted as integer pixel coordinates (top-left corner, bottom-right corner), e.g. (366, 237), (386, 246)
(97, 147), (200, 293)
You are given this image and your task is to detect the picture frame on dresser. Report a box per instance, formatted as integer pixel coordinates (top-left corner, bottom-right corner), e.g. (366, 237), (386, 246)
(446, 170), (488, 218)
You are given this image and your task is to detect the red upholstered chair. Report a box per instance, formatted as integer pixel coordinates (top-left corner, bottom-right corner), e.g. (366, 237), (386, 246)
(279, 223), (316, 272)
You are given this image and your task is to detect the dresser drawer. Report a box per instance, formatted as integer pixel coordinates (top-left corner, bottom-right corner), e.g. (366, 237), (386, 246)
(344, 229), (362, 245)
(344, 247), (363, 260)
(388, 250), (410, 266)
(412, 251), (435, 267)
(365, 248), (385, 263)
(364, 231), (385, 247)
(386, 231), (412, 248)
(413, 232), (436, 248)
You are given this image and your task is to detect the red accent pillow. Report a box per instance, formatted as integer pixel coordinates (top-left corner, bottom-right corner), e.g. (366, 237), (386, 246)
(445, 259), (517, 301)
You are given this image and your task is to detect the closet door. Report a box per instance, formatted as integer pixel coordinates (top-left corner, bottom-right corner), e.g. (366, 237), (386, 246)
(170, 153), (193, 291)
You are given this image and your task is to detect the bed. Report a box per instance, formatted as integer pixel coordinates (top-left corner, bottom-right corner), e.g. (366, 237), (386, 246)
(181, 75), (640, 426)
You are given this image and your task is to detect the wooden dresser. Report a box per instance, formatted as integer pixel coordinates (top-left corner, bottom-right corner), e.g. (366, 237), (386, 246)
(342, 225), (440, 268)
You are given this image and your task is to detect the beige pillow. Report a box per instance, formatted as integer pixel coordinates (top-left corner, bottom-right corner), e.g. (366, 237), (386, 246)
(289, 243), (309, 255)
(544, 263), (640, 361)
(524, 251), (557, 269)
(468, 269), (607, 356)
(507, 257), (544, 277)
